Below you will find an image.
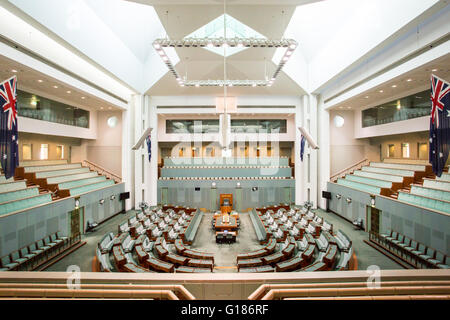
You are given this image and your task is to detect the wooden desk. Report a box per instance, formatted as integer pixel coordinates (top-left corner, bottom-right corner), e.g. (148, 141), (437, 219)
(214, 216), (238, 234)
(216, 231), (236, 243)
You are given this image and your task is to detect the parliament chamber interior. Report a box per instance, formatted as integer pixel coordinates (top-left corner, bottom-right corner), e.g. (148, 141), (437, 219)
(0, 0), (449, 303)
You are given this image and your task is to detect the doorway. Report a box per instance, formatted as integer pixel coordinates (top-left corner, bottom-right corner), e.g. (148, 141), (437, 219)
(367, 206), (381, 234)
(68, 207), (84, 237)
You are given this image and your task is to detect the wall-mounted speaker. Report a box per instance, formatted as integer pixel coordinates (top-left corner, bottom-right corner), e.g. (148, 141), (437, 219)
(322, 191), (332, 199)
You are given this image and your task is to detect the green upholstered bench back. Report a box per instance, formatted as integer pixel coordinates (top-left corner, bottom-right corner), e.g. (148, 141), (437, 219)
(0, 187), (39, 204)
(397, 192), (450, 214)
(410, 185), (450, 202)
(46, 172), (98, 184)
(362, 166), (414, 177)
(370, 162), (427, 172)
(337, 178), (381, 194)
(345, 174), (392, 188)
(423, 179), (450, 191)
(23, 163), (81, 173)
(353, 170), (403, 182)
(58, 175), (106, 190)
(0, 181), (27, 193)
(0, 193), (52, 215)
(35, 167), (90, 179)
(64, 179), (115, 196)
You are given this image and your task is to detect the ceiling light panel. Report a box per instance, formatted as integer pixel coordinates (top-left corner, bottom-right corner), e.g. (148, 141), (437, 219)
(153, 37), (298, 87)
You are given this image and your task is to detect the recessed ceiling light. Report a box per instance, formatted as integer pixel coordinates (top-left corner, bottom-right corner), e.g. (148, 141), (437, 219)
(365, 96), (369, 99)
(37, 79), (43, 83)
(195, 83), (200, 87)
(391, 85), (397, 88)
(81, 97), (85, 99)
(108, 107), (112, 110)
(66, 91), (71, 94)
(11, 69), (17, 73)
(347, 107), (351, 109)
(379, 90), (383, 93)
(100, 107), (104, 110)
(432, 68), (438, 72)
(339, 107), (344, 109)
(53, 85), (58, 88)
(407, 78), (412, 82)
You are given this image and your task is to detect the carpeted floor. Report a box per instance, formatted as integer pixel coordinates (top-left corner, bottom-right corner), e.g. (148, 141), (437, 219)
(45, 208), (404, 272)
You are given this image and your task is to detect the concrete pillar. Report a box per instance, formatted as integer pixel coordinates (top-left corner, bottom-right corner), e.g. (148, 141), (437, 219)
(121, 100), (135, 211)
(148, 96), (158, 206)
(294, 97), (304, 205)
(133, 95), (144, 208)
(317, 95), (330, 210)
(309, 94), (319, 209)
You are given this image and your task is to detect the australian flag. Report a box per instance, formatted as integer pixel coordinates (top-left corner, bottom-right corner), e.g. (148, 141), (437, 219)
(145, 134), (151, 162)
(429, 74), (450, 177)
(0, 76), (19, 179)
(300, 135), (306, 162)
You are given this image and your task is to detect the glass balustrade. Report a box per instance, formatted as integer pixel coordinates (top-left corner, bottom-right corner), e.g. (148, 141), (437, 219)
(16, 90), (90, 128)
(362, 90), (430, 128)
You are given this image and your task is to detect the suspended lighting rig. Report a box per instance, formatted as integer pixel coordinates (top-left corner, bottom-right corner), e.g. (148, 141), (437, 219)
(152, 37), (298, 87)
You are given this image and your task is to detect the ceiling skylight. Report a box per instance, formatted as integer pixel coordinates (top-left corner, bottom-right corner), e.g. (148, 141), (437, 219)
(185, 14), (266, 57)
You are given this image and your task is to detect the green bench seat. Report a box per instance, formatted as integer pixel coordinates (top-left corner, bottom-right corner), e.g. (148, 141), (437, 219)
(0, 181), (27, 193)
(35, 167), (91, 179)
(353, 170), (403, 182)
(58, 175), (106, 190)
(0, 187), (39, 204)
(370, 162), (427, 172)
(63, 179), (115, 196)
(410, 185), (450, 202)
(20, 160), (67, 166)
(362, 166), (415, 177)
(337, 178), (382, 195)
(0, 193), (53, 216)
(46, 172), (98, 185)
(23, 163), (81, 173)
(423, 179), (450, 192)
(345, 174), (392, 188)
(397, 192), (450, 214)
(436, 173), (450, 182)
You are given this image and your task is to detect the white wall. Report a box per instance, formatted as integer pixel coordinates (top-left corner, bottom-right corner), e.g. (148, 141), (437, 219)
(329, 110), (375, 175)
(87, 110), (123, 176)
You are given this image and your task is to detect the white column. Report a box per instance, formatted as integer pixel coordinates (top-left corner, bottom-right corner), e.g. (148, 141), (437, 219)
(133, 95), (144, 209)
(317, 95), (330, 210)
(121, 100), (135, 211)
(294, 97), (304, 205)
(148, 96), (158, 206)
(309, 94), (318, 209)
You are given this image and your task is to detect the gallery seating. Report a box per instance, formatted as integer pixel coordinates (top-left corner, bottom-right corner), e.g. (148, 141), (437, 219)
(146, 256), (175, 273)
(176, 266), (211, 273)
(0, 231), (70, 271)
(373, 229), (449, 269)
(275, 255), (306, 272)
(239, 265), (275, 272)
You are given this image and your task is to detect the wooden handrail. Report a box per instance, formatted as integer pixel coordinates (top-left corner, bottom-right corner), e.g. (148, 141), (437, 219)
(249, 280), (450, 300)
(330, 158), (369, 182)
(82, 160), (121, 183)
(261, 285), (450, 300)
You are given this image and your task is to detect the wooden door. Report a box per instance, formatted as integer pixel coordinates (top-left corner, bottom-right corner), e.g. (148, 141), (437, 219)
(69, 208), (83, 238)
(368, 206), (381, 234)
